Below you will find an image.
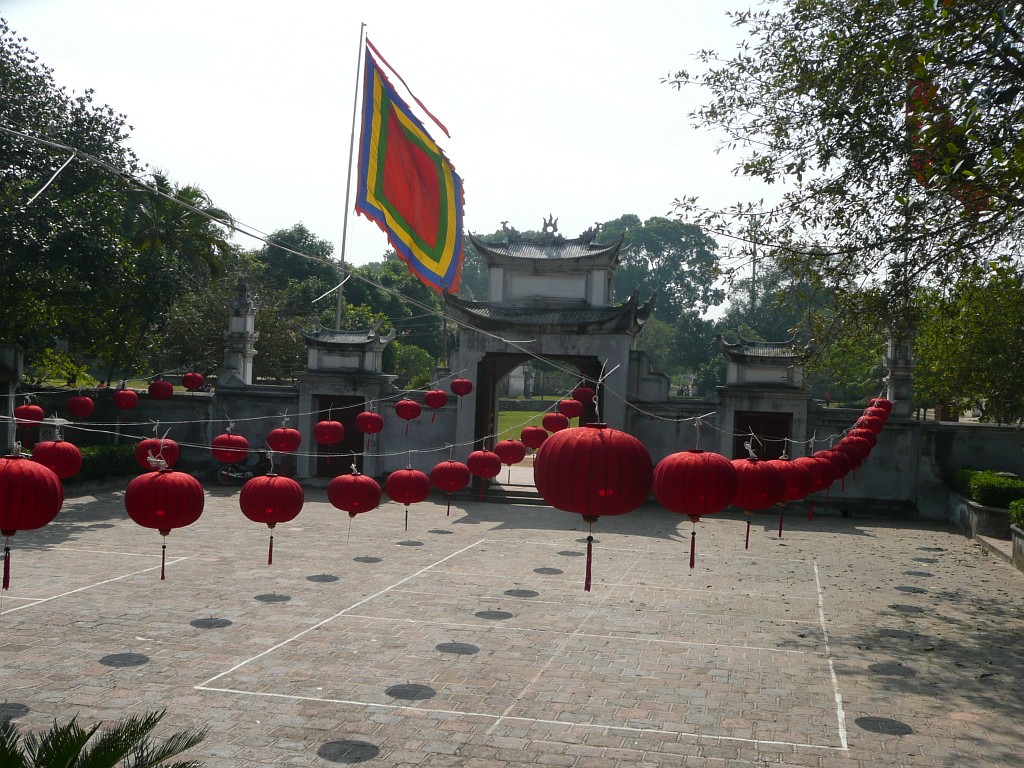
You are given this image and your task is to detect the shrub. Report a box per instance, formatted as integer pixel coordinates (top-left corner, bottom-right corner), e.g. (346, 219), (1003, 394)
(968, 470), (1024, 508)
(67, 444), (137, 484)
(1010, 499), (1024, 528)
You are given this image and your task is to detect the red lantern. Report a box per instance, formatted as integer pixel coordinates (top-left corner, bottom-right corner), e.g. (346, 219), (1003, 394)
(520, 426), (548, 450)
(731, 458), (786, 549)
(65, 395), (95, 419)
(855, 414), (885, 434)
(814, 448), (853, 513)
(430, 460), (471, 515)
(328, 472), (382, 517)
(423, 389), (448, 422)
(766, 458), (813, 539)
(395, 399), (421, 435)
(266, 427), (302, 453)
(869, 397), (893, 413)
(211, 432), (249, 464)
(356, 411), (384, 434)
(239, 474), (304, 565)
(14, 404), (44, 426)
(557, 399), (583, 419)
(863, 406), (889, 426)
(113, 389), (139, 410)
(451, 379), (473, 397)
(493, 439), (527, 484)
(182, 372), (205, 391)
(572, 386), (596, 405)
(792, 455), (833, 520)
(313, 420), (344, 445)
(135, 437), (180, 470)
(467, 449), (501, 500)
(838, 435), (872, 466)
(385, 468), (431, 530)
(534, 424), (653, 590)
(124, 468), (204, 579)
(846, 427), (878, 450)
(542, 412), (569, 433)
(148, 378), (174, 401)
(31, 440), (83, 479)
(0, 453), (63, 590)
(653, 450), (737, 568)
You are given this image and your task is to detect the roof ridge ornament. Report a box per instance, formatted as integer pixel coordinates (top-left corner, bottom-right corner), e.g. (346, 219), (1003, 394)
(542, 214), (559, 235)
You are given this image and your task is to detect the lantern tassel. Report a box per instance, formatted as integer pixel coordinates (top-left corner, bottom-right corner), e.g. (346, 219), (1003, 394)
(778, 509), (784, 538)
(809, 499), (814, 522)
(161, 543), (166, 581)
(268, 534), (274, 565)
(584, 534), (593, 592)
(446, 495), (451, 516)
(745, 518), (751, 550)
(3, 545), (10, 591)
(689, 529), (696, 570)
(825, 486), (831, 514)
(405, 507), (409, 532)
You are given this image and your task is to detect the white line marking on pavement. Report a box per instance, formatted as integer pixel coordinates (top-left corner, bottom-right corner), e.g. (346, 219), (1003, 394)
(814, 560), (849, 750)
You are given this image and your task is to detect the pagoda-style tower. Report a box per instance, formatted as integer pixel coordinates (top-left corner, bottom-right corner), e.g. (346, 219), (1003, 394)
(447, 220), (656, 453)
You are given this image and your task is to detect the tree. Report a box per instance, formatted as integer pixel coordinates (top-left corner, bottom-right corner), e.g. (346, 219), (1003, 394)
(256, 223), (338, 288)
(0, 709), (207, 768)
(671, 0), (1024, 348)
(601, 214), (724, 321)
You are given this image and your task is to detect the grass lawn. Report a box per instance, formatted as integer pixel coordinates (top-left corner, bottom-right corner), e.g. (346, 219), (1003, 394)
(496, 409), (548, 441)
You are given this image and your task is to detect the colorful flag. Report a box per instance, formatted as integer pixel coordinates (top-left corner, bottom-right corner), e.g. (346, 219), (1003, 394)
(355, 43), (464, 293)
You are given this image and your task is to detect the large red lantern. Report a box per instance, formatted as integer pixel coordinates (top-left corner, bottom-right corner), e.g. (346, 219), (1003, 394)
(148, 378), (173, 401)
(31, 440), (83, 479)
(356, 411), (384, 434)
(557, 399), (583, 420)
(385, 468), (431, 530)
(814, 448), (853, 513)
(124, 468), (204, 579)
(520, 426), (548, 450)
(467, 449), (502, 500)
(451, 378), (473, 397)
(542, 412), (569, 433)
(572, 386), (596, 405)
(493, 439), (527, 484)
(653, 450), (737, 568)
(0, 452), (63, 589)
(211, 432), (249, 464)
(534, 424), (653, 590)
(869, 397), (893, 413)
(731, 458), (786, 549)
(423, 390), (448, 422)
(395, 399), (421, 435)
(313, 419), (344, 465)
(182, 372), (205, 392)
(328, 471), (382, 518)
(113, 389), (139, 410)
(239, 474), (304, 564)
(266, 427), (302, 453)
(792, 455), (832, 520)
(430, 460), (471, 515)
(855, 414), (885, 434)
(65, 394), (95, 420)
(863, 406), (889, 426)
(14, 404), (44, 426)
(766, 458), (813, 538)
(135, 436), (180, 470)
(846, 427), (878, 450)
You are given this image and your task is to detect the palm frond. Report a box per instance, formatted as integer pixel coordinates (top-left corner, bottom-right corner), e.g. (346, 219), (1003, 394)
(78, 710), (162, 768)
(0, 717), (28, 768)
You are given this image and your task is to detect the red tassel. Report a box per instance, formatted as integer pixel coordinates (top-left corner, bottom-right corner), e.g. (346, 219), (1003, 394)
(825, 486), (831, 514)
(405, 507), (409, 531)
(689, 530), (696, 570)
(745, 519), (751, 550)
(3, 545), (10, 590)
(160, 544), (166, 581)
(405, 423), (410, 436)
(584, 534), (593, 592)
(431, 412), (437, 423)
(809, 500), (814, 522)
(446, 496), (451, 516)
(268, 534), (274, 565)
(778, 509), (784, 538)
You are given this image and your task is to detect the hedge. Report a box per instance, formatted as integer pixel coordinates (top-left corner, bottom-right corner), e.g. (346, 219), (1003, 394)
(1011, 498), (1024, 528)
(66, 444), (137, 485)
(952, 468), (1024, 508)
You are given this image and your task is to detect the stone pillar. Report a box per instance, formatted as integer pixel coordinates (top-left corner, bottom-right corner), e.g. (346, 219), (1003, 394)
(0, 345), (23, 453)
(884, 333), (915, 418)
(217, 281), (260, 386)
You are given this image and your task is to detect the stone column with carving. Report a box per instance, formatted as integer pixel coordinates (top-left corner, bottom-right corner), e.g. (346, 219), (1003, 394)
(217, 281), (260, 387)
(884, 332), (915, 418)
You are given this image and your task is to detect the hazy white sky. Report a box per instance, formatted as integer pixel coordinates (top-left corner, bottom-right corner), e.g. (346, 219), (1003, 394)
(4, 0), (770, 267)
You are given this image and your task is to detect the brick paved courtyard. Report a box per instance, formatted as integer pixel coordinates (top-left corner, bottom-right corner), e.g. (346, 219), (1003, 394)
(1, 477), (1022, 767)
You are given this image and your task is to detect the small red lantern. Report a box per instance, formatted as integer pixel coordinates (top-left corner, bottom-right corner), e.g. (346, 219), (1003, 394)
(65, 395), (95, 420)
(239, 474), (304, 565)
(557, 399), (583, 419)
(14, 404), (44, 426)
(863, 406), (889, 426)
(792, 455), (833, 520)
(451, 379), (473, 397)
(520, 426), (548, 450)
(653, 450), (737, 568)
(430, 460), (471, 515)
(815, 448), (853, 513)
(493, 439), (527, 483)
(395, 399), (421, 435)
(869, 397), (893, 413)
(313, 419), (344, 465)
(385, 468), (431, 530)
(266, 427), (302, 453)
(731, 458), (786, 549)
(211, 432), (249, 464)
(135, 437), (180, 470)
(838, 435), (872, 466)
(467, 449), (502, 500)
(113, 389), (139, 410)
(1, 452), (63, 589)
(124, 468), (204, 579)
(542, 412), (569, 433)
(148, 378), (174, 401)
(182, 372), (205, 392)
(766, 458), (813, 538)
(572, 386), (596, 405)
(328, 471), (382, 518)
(423, 390), (448, 422)
(356, 411), (384, 434)
(846, 427), (878, 450)
(534, 424), (653, 590)
(855, 414), (885, 434)
(31, 440), (83, 479)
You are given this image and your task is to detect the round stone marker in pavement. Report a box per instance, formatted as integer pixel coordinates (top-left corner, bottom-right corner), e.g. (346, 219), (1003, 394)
(855, 716), (914, 735)
(869, 662), (916, 677)
(427, 529), (454, 535)
(557, 550), (584, 557)
(255, 593), (291, 603)
(190, 617), (232, 629)
(99, 652), (149, 668)
(903, 570), (934, 577)
(354, 556), (382, 563)
(504, 589), (539, 598)
(384, 683), (436, 700)
(317, 739), (380, 763)
(396, 540), (423, 547)
(912, 557), (938, 563)
(436, 642), (480, 655)
(895, 585), (927, 594)
(475, 610), (513, 620)
(0, 703), (29, 720)
(307, 574), (339, 583)
(534, 567), (563, 575)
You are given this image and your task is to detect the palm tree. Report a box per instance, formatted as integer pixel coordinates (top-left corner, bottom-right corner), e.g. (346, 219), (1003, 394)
(0, 710), (207, 768)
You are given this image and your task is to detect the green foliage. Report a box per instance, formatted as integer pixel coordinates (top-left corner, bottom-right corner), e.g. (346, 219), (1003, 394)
(952, 468), (1024, 508)
(496, 410), (547, 442)
(65, 444), (137, 484)
(388, 341), (434, 389)
(256, 223), (337, 287)
(1009, 498), (1024, 528)
(24, 349), (97, 387)
(0, 709), (207, 768)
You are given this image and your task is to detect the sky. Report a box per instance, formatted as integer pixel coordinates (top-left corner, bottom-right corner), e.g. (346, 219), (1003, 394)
(3, 0), (772, 269)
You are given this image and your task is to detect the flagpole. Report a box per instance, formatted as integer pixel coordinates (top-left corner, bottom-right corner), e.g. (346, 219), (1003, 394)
(336, 22), (367, 330)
